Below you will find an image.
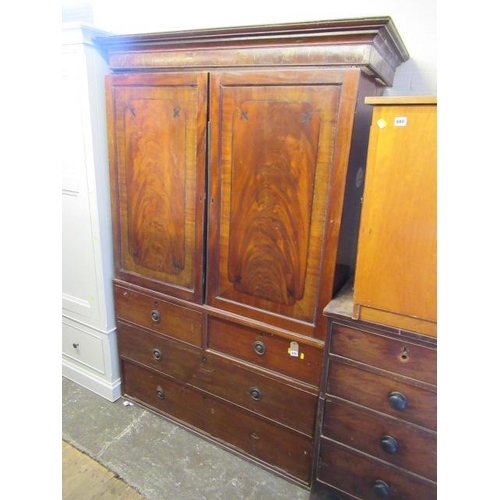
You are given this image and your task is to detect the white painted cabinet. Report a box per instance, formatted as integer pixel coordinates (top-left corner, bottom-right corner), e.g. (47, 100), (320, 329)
(62, 23), (120, 401)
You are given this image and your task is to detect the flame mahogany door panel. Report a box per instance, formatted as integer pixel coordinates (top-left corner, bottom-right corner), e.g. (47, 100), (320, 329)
(106, 72), (208, 302)
(207, 70), (360, 338)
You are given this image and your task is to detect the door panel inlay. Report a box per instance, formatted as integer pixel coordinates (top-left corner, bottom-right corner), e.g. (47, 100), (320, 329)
(228, 100), (320, 305)
(125, 98), (186, 275)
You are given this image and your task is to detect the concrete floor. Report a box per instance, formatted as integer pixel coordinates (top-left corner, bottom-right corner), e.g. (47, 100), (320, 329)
(62, 377), (310, 500)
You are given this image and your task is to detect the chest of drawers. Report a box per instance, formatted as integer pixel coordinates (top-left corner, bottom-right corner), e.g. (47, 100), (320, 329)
(115, 281), (320, 483)
(310, 295), (437, 499)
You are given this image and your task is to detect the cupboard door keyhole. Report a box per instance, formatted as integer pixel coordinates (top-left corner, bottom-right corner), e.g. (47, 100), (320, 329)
(400, 346), (410, 362)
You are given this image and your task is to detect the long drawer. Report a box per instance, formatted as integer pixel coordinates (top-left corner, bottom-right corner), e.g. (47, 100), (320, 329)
(323, 396), (436, 481)
(330, 324), (436, 385)
(121, 360), (314, 483)
(327, 360), (436, 431)
(118, 322), (317, 436)
(318, 439), (436, 500)
(208, 316), (322, 386)
(114, 283), (203, 347)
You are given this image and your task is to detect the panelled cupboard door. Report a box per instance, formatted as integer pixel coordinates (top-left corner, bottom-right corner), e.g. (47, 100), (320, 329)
(106, 72), (208, 302)
(207, 70), (360, 338)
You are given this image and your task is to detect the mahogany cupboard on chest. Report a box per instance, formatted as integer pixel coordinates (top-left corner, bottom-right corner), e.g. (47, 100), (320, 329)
(95, 18), (409, 485)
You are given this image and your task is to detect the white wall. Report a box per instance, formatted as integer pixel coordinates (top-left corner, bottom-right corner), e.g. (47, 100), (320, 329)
(63, 0), (436, 95)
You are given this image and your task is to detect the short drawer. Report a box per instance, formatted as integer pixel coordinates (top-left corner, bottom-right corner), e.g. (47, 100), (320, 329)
(207, 317), (322, 386)
(121, 361), (314, 483)
(322, 397), (436, 481)
(114, 283), (203, 346)
(62, 321), (105, 373)
(318, 439), (436, 500)
(117, 322), (202, 381)
(327, 361), (436, 431)
(330, 324), (436, 385)
(118, 322), (317, 435)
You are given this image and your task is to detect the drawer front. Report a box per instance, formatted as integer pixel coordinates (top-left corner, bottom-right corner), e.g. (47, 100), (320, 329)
(121, 361), (314, 483)
(117, 322), (202, 380)
(208, 317), (322, 386)
(327, 361), (436, 431)
(198, 352), (317, 436)
(114, 284), (203, 346)
(323, 397), (436, 481)
(118, 322), (317, 435)
(330, 324), (436, 385)
(318, 439), (436, 500)
(62, 321), (105, 373)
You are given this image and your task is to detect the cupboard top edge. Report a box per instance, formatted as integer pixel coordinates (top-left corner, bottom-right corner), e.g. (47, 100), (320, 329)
(94, 17), (409, 86)
(94, 16), (407, 53)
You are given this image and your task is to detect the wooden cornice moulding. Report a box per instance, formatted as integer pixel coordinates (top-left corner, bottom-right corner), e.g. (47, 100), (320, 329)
(95, 17), (409, 86)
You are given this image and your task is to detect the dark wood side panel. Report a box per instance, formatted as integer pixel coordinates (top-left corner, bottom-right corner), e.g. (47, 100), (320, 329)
(207, 69), (360, 338)
(121, 361), (314, 484)
(106, 72), (207, 302)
